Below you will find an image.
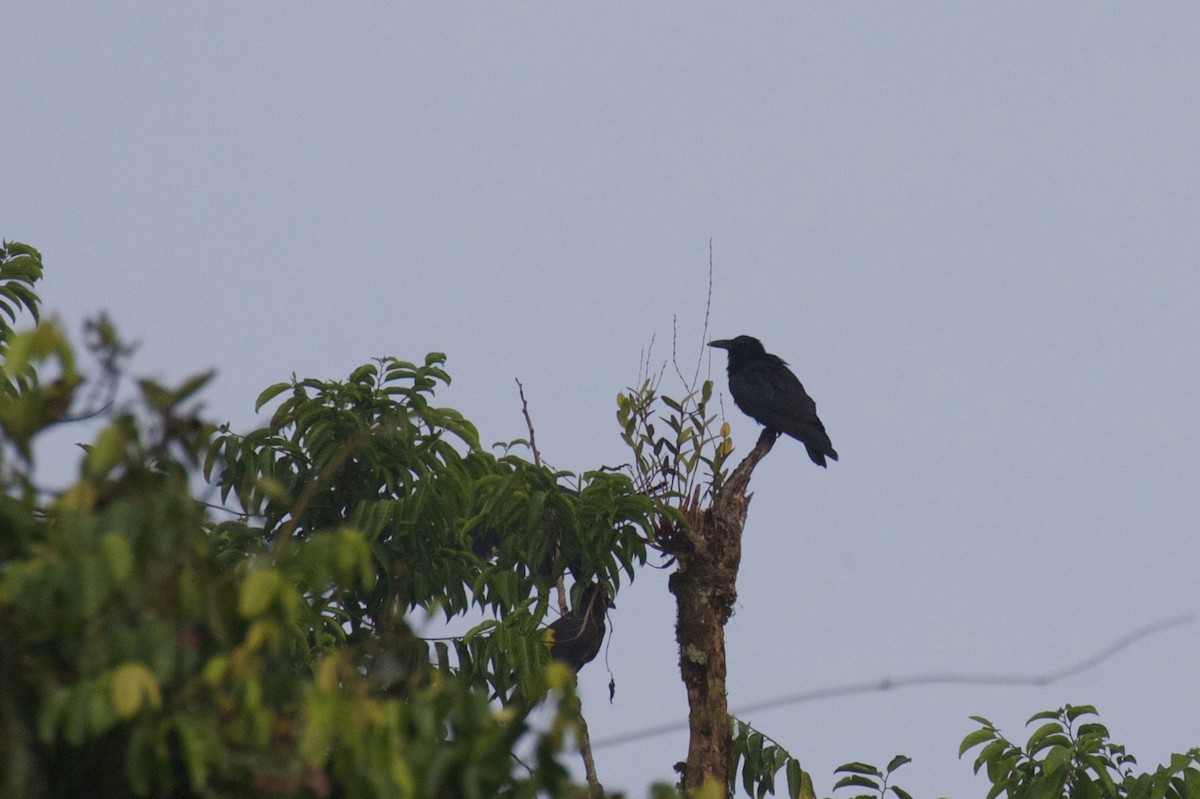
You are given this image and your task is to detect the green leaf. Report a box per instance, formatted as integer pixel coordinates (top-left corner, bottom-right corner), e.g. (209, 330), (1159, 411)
(84, 420), (129, 480)
(1169, 753), (1198, 772)
(786, 759), (804, 799)
(1180, 764), (1200, 799)
(960, 727), (997, 757)
(836, 762), (884, 778)
(137, 379), (173, 411)
(1044, 744), (1072, 776)
(985, 777), (1010, 799)
(834, 775), (881, 791)
(1031, 734), (1073, 756)
(112, 662), (161, 719)
(1082, 754), (1118, 795)
(255, 381), (292, 411)
(300, 690), (337, 762)
(255, 476), (292, 505)
(1026, 721), (1066, 752)
(1077, 722), (1110, 740)
(973, 739), (1009, 775)
(173, 714), (212, 790)
(1065, 704), (1099, 723)
(174, 369), (215, 404)
(747, 730), (764, 765)
(886, 755), (912, 774)
(742, 745), (759, 795)
(1024, 775), (1064, 799)
(239, 568), (282, 618)
(101, 532), (134, 583)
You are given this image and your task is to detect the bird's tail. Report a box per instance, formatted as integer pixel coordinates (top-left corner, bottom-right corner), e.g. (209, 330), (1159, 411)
(805, 443), (838, 468)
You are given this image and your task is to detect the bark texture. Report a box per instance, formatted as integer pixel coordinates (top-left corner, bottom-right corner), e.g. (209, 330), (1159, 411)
(669, 428), (777, 796)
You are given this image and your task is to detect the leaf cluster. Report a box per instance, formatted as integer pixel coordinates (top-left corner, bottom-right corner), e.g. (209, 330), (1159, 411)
(205, 356), (655, 701)
(0, 244), (77, 460)
(731, 717), (815, 799)
(0, 240), (43, 342)
(832, 756), (915, 799)
(616, 377), (732, 505)
(960, 706), (1200, 799)
(0, 260), (647, 797)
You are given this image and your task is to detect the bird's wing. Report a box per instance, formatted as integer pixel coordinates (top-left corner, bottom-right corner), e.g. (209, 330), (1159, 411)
(732, 360), (820, 427)
(727, 355), (836, 466)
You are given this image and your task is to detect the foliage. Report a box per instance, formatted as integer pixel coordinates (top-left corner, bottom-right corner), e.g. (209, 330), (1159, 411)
(0, 240), (43, 342)
(0, 241), (76, 463)
(960, 706), (1200, 799)
(205, 356), (656, 702)
(830, 756), (915, 799)
(731, 718), (815, 799)
(614, 362), (736, 588)
(617, 343), (817, 797)
(613, 335), (1200, 799)
(0, 243), (650, 797)
(616, 374), (732, 506)
(828, 709), (1200, 799)
(3, 241), (1197, 798)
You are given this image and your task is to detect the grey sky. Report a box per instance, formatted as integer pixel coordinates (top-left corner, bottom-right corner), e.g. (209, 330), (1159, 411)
(4, 4), (1199, 796)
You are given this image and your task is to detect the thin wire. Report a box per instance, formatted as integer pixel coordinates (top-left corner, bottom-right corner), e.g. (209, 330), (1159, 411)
(590, 614), (1195, 750)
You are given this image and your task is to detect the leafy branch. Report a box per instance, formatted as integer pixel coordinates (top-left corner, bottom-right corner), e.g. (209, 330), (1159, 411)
(732, 717), (815, 799)
(961, 705), (1200, 799)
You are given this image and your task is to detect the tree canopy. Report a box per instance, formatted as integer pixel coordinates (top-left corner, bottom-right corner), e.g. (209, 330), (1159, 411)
(1, 241), (1196, 798)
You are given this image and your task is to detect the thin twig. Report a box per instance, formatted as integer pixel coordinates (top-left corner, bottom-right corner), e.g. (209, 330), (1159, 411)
(515, 378), (567, 618)
(53, 401), (115, 425)
(515, 378), (542, 468)
(516, 380), (606, 796)
(690, 236), (715, 388)
(670, 314), (689, 387)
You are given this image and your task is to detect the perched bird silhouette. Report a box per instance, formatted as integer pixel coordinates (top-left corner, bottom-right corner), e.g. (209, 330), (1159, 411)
(708, 335), (838, 467)
(547, 582), (612, 671)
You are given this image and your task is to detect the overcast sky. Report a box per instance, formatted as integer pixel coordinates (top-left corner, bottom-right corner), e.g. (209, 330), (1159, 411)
(5, 4), (1199, 796)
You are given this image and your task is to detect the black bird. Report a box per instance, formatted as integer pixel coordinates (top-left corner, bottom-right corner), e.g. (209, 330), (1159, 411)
(547, 582), (612, 671)
(708, 335), (838, 467)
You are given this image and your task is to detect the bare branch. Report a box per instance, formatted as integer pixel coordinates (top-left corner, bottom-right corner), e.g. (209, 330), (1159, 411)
(514, 378), (568, 619)
(689, 236), (715, 389)
(514, 378), (542, 468)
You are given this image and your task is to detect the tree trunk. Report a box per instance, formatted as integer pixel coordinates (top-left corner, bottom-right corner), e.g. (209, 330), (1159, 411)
(670, 429), (776, 796)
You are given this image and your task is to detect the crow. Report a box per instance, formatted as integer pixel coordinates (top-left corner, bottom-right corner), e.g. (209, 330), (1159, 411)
(547, 582), (612, 671)
(708, 335), (838, 467)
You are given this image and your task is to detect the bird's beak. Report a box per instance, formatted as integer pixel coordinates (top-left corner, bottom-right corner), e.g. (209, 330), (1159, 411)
(707, 339), (732, 350)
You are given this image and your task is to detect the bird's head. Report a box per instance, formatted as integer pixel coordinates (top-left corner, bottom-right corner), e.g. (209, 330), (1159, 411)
(708, 335), (766, 358)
